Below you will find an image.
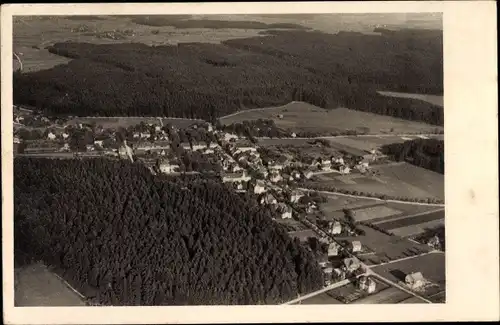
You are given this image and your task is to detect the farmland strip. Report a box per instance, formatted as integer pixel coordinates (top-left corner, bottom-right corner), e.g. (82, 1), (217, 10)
(376, 210), (444, 230)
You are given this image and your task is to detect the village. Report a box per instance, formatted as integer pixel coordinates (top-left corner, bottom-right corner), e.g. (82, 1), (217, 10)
(13, 104), (442, 304)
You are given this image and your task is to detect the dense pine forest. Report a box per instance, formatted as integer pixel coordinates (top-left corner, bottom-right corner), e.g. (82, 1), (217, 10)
(380, 138), (444, 174)
(14, 158), (323, 305)
(13, 29), (443, 125)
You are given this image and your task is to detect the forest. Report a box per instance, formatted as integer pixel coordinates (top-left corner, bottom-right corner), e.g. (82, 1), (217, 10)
(14, 158), (323, 305)
(380, 138), (444, 174)
(13, 28), (443, 125)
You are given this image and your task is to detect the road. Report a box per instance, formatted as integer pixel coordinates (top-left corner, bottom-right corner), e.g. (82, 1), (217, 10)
(256, 133), (443, 141)
(298, 188), (445, 207)
(282, 278), (353, 305)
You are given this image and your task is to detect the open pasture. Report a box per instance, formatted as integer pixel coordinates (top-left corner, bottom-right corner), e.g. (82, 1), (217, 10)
(220, 102), (443, 134)
(309, 162), (444, 201)
(350, 205), (403, 222)
(371, 252), (446, 299)
(376, 209), (445, 231)
(336, 225), (431, 264)
(15, 263), (86, 306)
(389, 218), (445, 238)
(318, 194), (381, 217)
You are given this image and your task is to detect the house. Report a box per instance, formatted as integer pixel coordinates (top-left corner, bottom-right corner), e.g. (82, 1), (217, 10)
(333, 268), (346, 280)
(291, 132), (297, 138)
(323, 264), (334, 275)
(291, 170), (301, 180)
(317, 255), (329, 268)
(207, 124), (213, 132)
(405, 272), (425, 290)
(155, 125), (162, 132)
(47, 132), (56, 140)
(328, 221), (342, 235)
(277, 203), (292, 219)
(350, 241), (362, 253)
(158, 160), (179, 174)
(343, 257), (360, 272)
(333, 156), (345, 165)
(260, 193), (277, 205)
(269, 163), (284, 171)
(62, 133), (70, 139)
(327, 242), (340, 257)
(59, 143), (70, 152)
(321, 159), (332, 170)
(13, 137), (20, 144)
(140, 132), (151, 139)
(358, 276), (376, 294)
(94, 140), (104, 147)
(277, 114), (284, 119)
(86, 144), (95, 152)
(133, 132), (140, 139)
(269, 172), (283, 183)
(204, 148), (215, 154)
(253, 181), (266, 194)
(229, 163), (242, 173)
(235, 146), (257, 154)
(222, 170), (251, 183)
(304, 170), (314, 179)
(427, 235), (441, 249)
(340, 165), (351, 175)
(118, 141), (134, 162)
(192, 143), (206, 151)
(290, 190), (304, 203)
(224, 133), (238, 142)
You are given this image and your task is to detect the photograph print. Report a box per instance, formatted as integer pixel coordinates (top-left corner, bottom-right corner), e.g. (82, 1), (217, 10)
(11, 11), (445, 307)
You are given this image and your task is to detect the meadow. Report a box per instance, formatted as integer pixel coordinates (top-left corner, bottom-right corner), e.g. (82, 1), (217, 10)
(15, 263), (86, 306)
(377, 91), (444, 107)
(220, 102), (444, 135)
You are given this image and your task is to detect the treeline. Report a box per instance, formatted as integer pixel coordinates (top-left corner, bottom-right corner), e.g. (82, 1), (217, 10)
(380, 138), (444, 174)
(14, 158), (323, 305)
(13, 29), (442, 125)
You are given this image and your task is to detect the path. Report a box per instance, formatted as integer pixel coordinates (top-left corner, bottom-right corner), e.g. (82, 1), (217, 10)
(298, 188), (445, 207)
(256, 133), (443, 140)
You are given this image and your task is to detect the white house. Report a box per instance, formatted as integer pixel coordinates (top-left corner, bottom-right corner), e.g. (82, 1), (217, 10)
(62, 133), (70, 139)
(159, 161), (179, 174)
(340, 165), (351, 175)
(224, 133), (238, 142)
(86, 144), (95, 151)
(405, 272), (425, 290)
(133, 132), (140, 139)
(318, 255), (329, 268)
(155, 125), (162, 132)
(321, 159), (332, 170)
(291, 132), (297, 138)
(304, 170), (314, 179)
(60, 143), (70, 152)
(290, 191), (304, 203)
(13, 137), (20, 144)
(235, 146), (257, 154)
(351, 241), (362, 253)
(333, 157), (345, 165)
(269, 172), (283, 183)
(328, 221), (342, 235)
(278, 203), (292, 219)
(269, 164), (284, 171)
(343, 257), (360, 272)
(260, 193), (278, 206)
(94, 140), (104, 147)
(222, 170), (251, 183)
(140, 132), (150, 139)
(359, 276), (376, 294)
(253, 181), (266, 194)
(47, 132), (56, 140)
(327, 242), (340, 257)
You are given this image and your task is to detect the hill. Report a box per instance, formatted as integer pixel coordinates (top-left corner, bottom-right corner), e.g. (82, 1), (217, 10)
(14, 158), (323, 305)
(13, 29), (443, 125)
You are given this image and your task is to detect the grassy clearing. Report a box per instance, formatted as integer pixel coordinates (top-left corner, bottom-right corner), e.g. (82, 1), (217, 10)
(351, 205), (403, 222)
(336, 225), (432, 264)
(308, 162), (444, 201)
(220, 102), (443, 134)
(377, 91), (444, 107)
(15, 263), (86, 306)
(389, 219), (445, 237)
(376, 210), (444, 231)
(373, 163), (444, 200)
(319, 195), (381, 219)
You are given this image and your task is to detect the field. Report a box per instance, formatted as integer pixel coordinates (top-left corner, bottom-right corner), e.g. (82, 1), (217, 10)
(220, 102), (444, 134)
(15, 263), (86, 306)
(336, 225), (432, 265)
(66, 117), (200, 129)
(371, 252), (446, 300)
(389, 219), (445, 237)
(308, 162), (444, 201)
(287, 229), (320, 243)
(376, 210), (445, 231)
(328, 134), (444, 153)
(377, 91), (444, 107)
(275, 218), (309, 232)
(318, 194), (382, 220)
(350, 205), (403, 222)
(351, 286), (414, 304)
